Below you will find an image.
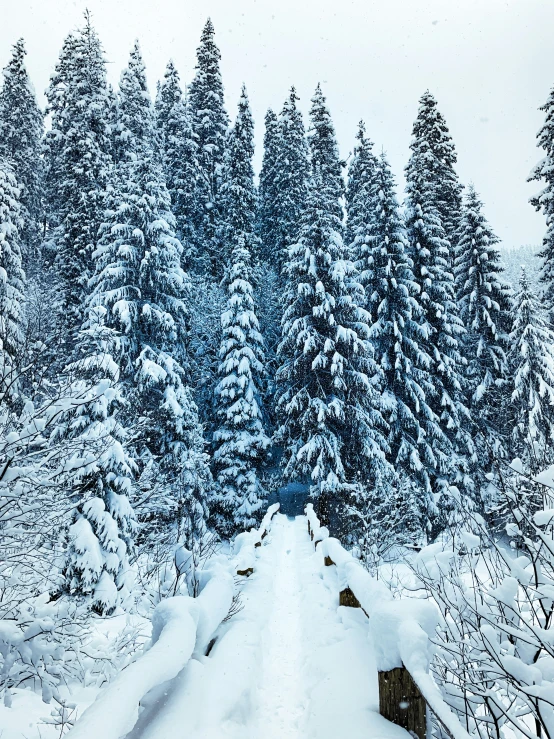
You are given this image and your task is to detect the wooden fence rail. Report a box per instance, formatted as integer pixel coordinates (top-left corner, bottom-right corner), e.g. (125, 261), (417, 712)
(305, 504), (470, 739)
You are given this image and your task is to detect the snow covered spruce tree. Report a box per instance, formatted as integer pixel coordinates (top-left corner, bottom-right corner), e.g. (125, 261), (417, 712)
(406, 90), (463, 249)
(0, 159), (26, 398)
(353, 151), (437, 523)
(188, 18), (229, 276)
(0, 38), (43, 268)
(345, 121), (377, 249)
(212, 238), (269, 535)
(455, 186), (512, 447)
(509, 266), (554, 469)
(308, 83), (344, 219)
(155, 60), (199, 265)
(219, 85), (258, 265)
(529, 81), (554, 317)
(270, 87), (310, 274)
(278, 89), (388, 529)
(257, 108), (280, 263)
(154, 59), (180, 151)
(278, 165), (389, 531)
(91, 42), (211, 552)
(58, 306), (136, 615)
(405, 139), (472, 500)
(43, 15), (113, 348)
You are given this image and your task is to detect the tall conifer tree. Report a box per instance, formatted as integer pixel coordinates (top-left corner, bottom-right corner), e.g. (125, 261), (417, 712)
(509, 267), (554, 470)
(59, 307), (136, 615)
(258, 108), (280, 263)
(0, 160), (25, 394)
(455, 187), (512, 442)
(355, 152), (437, 512)
(345, 121), (377, 250)
(219, 85), (258, 264)
(272, 88), (310, 274)
(212, 239), (269, 534)
(405, 138), (471, 495)
(91, 43), (211, 543)
(529, 82), (554, 317)
(0, 39), (43, 267)
(44, 14), (112, 346)
(188, 19), (229, 275)
(308, 84), (344, 221)
(156, 61), (199, 264)
(278, 165), (388, 528)
(406, 91), (463, 249)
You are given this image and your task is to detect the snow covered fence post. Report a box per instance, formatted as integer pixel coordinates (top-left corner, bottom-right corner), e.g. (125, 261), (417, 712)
(234, 503), (280, 576)
(378, 669), (426, 739)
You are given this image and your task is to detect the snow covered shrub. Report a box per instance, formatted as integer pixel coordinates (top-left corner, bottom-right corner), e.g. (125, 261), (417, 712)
(348, 468), (424, 575)
(0, 594), (144, 708)
(0, 377), (144, 706)
(413, 470), (554, 739)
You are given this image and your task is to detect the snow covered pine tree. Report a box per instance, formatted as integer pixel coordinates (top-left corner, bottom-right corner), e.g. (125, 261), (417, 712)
(155, 60), (199, 267)
(212, 238), (269, 535)
(91, 41), (211, 559)
(0, 38), (43, 269)
(43, 14), (112, 349)
(0, 158), (25, 400)
(455, 186), (512, 452)
(278, 87), (388, 532)
(188, 19), (229, 277)
(509, 266), (554, 470)
(405, 125), (472, 505)
(351, 151), (434, 532)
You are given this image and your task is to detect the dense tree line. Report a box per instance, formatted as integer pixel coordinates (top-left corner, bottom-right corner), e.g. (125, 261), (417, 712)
(0, 12), (553, 630)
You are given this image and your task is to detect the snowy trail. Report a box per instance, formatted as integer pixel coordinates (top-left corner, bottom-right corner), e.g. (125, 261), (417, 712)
(254, 515), (306, 737)
(127, 515), (409, 739)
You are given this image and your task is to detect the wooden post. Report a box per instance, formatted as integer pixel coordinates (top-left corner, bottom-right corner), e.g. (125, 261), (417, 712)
(339, 587), (362, 608)
(378, 667), (426, 739)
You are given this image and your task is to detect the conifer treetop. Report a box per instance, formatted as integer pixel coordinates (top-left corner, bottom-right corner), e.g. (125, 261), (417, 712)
(308, 83), (344, 215)
(118, 40), (155, 160)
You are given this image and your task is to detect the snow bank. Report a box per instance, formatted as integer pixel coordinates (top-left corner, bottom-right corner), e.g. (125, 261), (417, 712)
(67, 567), (233, 739)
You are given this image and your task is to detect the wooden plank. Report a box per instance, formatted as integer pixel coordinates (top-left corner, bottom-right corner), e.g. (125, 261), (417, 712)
(378, 667), (426, 739)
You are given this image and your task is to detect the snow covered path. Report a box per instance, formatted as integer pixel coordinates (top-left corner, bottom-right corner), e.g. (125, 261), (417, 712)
(255, 516), (306, 737)
(127, 514), (409, 739)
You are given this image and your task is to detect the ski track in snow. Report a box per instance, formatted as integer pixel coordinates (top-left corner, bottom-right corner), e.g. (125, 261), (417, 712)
(126, 514), (408, 739)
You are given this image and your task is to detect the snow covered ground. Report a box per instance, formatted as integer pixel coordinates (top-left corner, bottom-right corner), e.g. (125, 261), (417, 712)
(126, 513), (410, 739)
(0, 613), (150, 739)
(0, 514), (413, 739)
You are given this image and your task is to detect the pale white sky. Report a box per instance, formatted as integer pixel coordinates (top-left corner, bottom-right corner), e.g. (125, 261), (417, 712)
(3, 0), (553, 250)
